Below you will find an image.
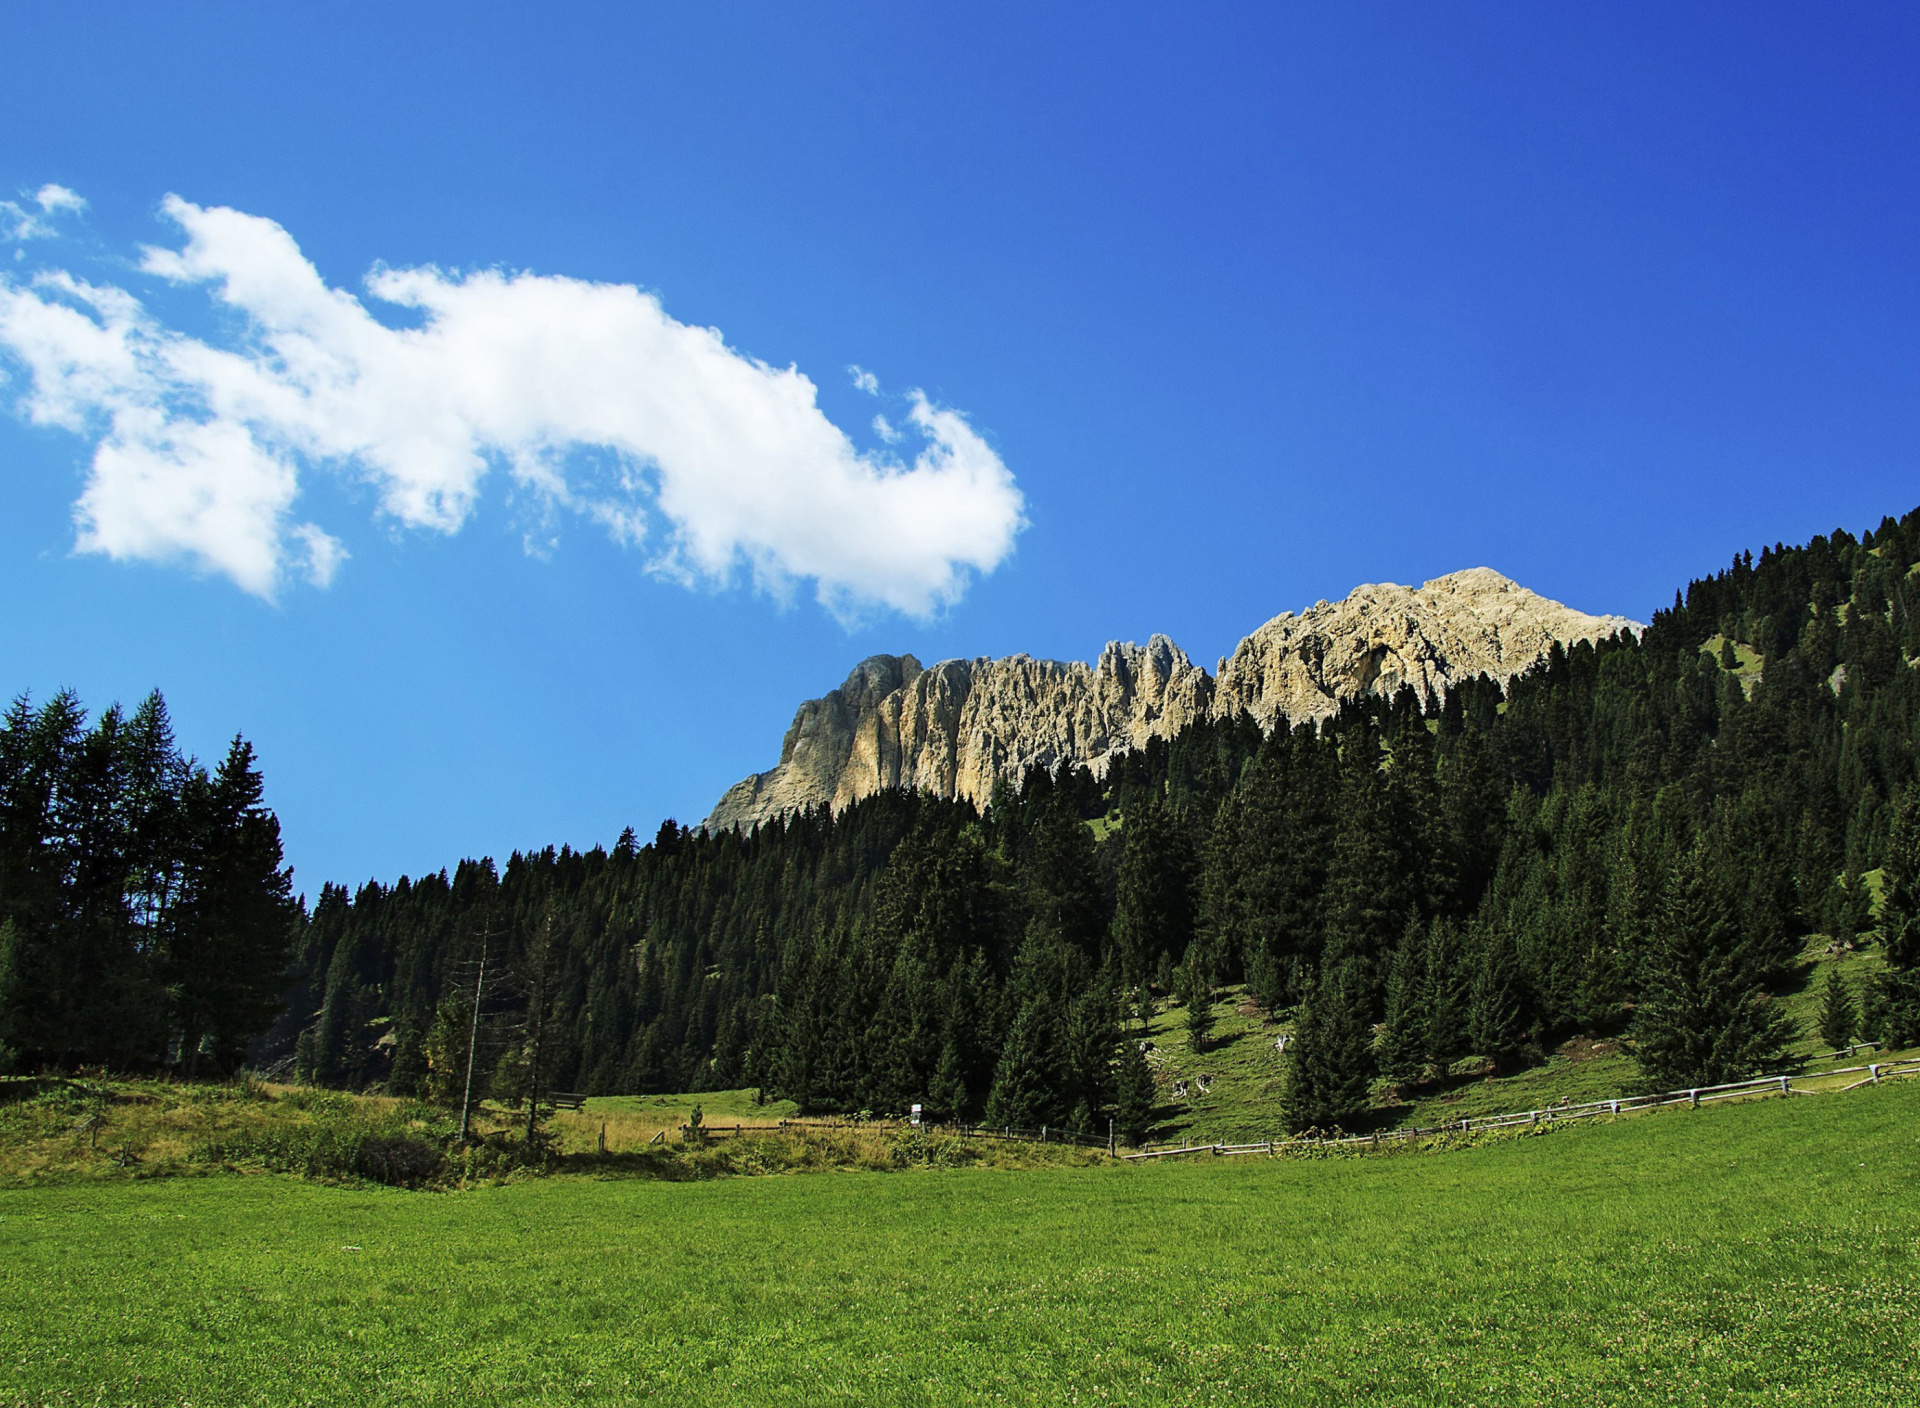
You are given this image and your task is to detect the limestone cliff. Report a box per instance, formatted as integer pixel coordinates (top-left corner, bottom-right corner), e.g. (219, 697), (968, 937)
(704, 568), (1637, 832)
(1211, 567), (1638, 725)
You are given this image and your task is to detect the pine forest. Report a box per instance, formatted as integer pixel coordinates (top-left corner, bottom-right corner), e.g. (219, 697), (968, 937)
(6, 506), (1920, 1135)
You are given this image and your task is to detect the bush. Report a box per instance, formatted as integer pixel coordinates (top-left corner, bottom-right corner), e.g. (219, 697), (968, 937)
(197, 1123), (452, 1188)
(355, 1134), (446, 1187)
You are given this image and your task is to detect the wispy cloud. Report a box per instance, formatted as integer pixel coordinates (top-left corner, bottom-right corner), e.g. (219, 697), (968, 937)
(0, 194), (1027, 615)
(1, 184), (86, 242)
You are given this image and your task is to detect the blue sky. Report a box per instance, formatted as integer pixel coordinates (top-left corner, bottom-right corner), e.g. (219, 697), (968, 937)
(3, 4), (1917, 895)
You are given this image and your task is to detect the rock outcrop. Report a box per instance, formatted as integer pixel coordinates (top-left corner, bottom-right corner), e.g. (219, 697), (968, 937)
(1211, 567), (1638, 725)
(704, 568), (1638, 832)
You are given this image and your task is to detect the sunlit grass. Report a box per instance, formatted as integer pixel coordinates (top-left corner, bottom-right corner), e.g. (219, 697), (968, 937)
(3, 1079), (1915, 1405)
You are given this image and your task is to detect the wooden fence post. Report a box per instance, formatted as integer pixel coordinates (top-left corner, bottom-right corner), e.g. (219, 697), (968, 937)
(1689, 1089), (1700, 1108)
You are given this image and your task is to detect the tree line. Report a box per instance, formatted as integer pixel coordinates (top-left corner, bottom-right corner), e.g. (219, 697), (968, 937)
(8, 506), (1920, 1143)
(0, 692), (295, 1076)
(252, 503), (1920, 1137)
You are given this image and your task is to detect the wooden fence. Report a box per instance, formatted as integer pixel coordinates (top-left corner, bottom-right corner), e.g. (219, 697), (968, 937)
(1124, 1056), (1920, 1160)
(659, 1056), (1920, 1162)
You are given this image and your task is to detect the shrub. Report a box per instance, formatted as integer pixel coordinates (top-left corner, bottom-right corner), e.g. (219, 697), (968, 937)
(355, 1134), (446, 1188)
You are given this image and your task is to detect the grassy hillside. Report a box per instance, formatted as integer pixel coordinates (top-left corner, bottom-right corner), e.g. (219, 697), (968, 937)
(0, 1079), (1097, 1189)
(3, 1079), (1916, 1406)
(1143, 938), (1905, 1145)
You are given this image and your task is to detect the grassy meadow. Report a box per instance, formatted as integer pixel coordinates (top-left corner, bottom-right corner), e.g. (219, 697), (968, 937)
(1146, 936), (1903, 1145)
(3, 1077), (1918, 1406)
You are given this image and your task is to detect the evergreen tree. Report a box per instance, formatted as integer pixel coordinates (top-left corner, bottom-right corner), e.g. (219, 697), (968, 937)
(1283, 961), (1375, 1132)
(1869, 787), (1920, 1045)
(1063, 979), (1121, 1133)
(1817, 965), (1858, 1051)
(1420, 917), (1472, 1070)
(1180, 948), (1214, 1054)
(926, 1038), (968, 1122)
(983, 997), (1063, 1129)
(1023, 797), (1104, 952)
(1113, 1038), (1155, 1145)
(1632, 844), (1798, 1089)
(1376, 917), (1427, 1083)
(165, 738), (297, 1076)
(1111, 795), (1197, 984)
(1469, 926), (1529, 1069)
(1319, 744), (1406, 997)
(983, 922), (1072, 1129)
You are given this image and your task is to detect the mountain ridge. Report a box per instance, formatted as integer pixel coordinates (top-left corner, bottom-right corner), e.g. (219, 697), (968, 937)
(704, 567), (1640, 832)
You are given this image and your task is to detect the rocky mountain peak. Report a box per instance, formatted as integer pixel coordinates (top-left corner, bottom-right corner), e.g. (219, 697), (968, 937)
(703, 569), (1638, 833)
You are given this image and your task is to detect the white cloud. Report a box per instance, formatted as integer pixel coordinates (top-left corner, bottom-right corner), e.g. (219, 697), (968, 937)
(849, 364), (879, 395)
(1, 184), (86, 241)
(873, 414), (902, 444)
(35, 185), (86, 215)
(0, 194), (1026, 614)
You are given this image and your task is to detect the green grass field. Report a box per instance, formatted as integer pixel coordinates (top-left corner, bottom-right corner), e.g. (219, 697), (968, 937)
(1147, 938), (1902, 1146)
(4, 1078), (1917, 1406)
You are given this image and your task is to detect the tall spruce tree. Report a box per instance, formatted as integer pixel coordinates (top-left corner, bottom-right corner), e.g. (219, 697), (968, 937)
(1111, 794), (1197, 984)
(926, 1038), (968, 1122)
(1632, 843), (1797, 1089)
(1869, 787), (1920, 1045)
(1817, 965), (1857, 1050)
(1283, 960), (1375, 1132)
(983, 922), (1072, 1129)
(165, 738), (297, 1075)
(1180, 947), (1214, 1055)
(1420, 916), (1473, 1070)
(1113, 1038), (1155, 1145)
(1469, 926), (1529, 1068)
(1377, 917), (1427, 1083)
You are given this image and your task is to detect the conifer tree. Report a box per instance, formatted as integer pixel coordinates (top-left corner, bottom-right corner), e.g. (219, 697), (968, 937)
(983, 923), (1072, 1128)
(1320, 746), (1405, 996)
(1420, 916), (1472, 1070)
(1113, 1038), (1155, 1145)
(1180, 948), (1214, 1054)
(165, 737), (297, 1076)
(1111, 795), (1197, 984)
(926, 1038), (968, 1122)
(1283, 961), (1375, 1132)
(1023, 797), (1105, 953)
(1376, 918), (1427, 1083)
(983, 997), (1063, 1129)
(1869, 787), (1920, 1045)
(1632, 843), (1797, 1089)
(1817, 965), (1857, 1051)
(1063, 980), (1121, 1133)
(1469, 926), (1529, 1069)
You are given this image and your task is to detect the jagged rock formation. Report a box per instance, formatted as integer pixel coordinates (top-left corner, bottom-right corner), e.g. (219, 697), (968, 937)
(1211, 567), (1637, 724)
(704, 568), (1638, 832)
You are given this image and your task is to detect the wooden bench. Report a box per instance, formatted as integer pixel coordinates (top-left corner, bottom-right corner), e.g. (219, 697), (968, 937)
(548, 1092), (589, 1111)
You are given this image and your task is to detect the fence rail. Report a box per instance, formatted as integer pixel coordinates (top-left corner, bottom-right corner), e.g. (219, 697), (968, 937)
(653, 1057), (1920, 1162)
(1124, 1057), (1920, 1160)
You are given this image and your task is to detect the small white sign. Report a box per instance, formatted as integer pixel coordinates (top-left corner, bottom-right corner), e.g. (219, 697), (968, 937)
(909, 1103), (923, 1126)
